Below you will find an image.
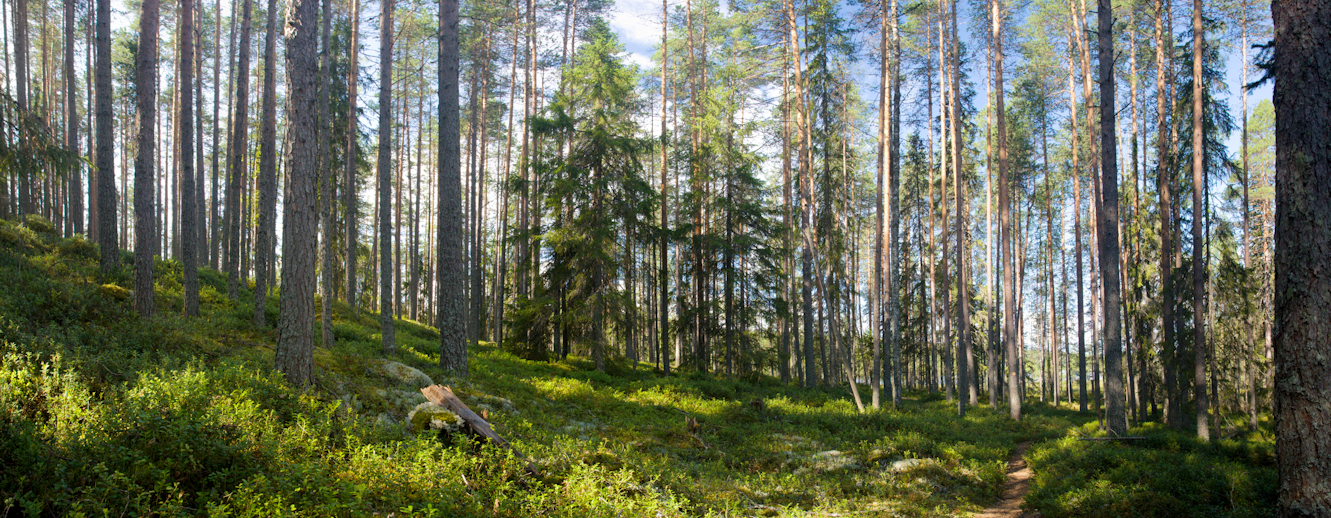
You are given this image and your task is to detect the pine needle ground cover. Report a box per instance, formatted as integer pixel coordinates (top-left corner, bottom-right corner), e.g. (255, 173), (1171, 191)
(0, 218), (1273, 516)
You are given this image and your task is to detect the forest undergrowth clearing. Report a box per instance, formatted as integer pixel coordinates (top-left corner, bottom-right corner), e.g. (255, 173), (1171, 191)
(0, 217), (1276, 517)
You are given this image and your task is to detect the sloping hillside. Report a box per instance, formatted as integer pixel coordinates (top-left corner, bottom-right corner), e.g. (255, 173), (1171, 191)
(0, 216), (1273, 517)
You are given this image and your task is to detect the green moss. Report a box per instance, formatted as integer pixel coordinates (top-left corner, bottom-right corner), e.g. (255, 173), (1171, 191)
(407, 403), (463, 433)
(100, 283), (131, 301)
(23, 214), (55, 234)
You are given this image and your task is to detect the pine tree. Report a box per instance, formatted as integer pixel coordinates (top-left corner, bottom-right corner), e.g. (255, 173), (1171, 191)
(253, 0), (278, 327)
(438, 0), (466, 374)
(181, 0), (199, 316)
(378, 0), (395, 353)
(1271, 0), (1331, 512)
(133, 0), (160, 318)
(95, 0), (116, 274)
(274, 0), (321, 386)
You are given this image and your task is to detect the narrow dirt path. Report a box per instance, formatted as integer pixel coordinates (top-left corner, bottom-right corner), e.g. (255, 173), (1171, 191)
(975, 440), (1037, 518)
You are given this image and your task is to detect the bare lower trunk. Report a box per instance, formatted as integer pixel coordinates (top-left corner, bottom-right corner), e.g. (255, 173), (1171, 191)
(253, 0), (279, 327)
(274, 0), (321, 387)
(180, 0), (199, 316)
(225, 0), (254, 301)
(1098, 0), (1125, 436)
(378, 0), (396, 352)
(133, 0), (160, 317)
(438, 0), (467, 374)
(95, 0), (116, 274)
(1270, 0), (1331, 513)
(344, 0), (360, 308)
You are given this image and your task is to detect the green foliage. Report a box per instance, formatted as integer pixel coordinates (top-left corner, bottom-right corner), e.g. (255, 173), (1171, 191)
(1023, 422), (1277, 518)
(0, 220), (1276, 517)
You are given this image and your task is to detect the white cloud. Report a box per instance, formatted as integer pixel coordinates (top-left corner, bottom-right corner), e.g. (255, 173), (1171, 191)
(609, 0), (664, 51)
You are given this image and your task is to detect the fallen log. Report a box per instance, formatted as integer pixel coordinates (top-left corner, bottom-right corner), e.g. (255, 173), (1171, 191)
(420, 385), (540, 476)
(1076, 437), (1148, 441)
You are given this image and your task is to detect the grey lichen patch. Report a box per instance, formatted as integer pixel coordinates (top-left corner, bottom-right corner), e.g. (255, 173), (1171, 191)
(375, 360), (435, 388)
(795, 450), (860, 475)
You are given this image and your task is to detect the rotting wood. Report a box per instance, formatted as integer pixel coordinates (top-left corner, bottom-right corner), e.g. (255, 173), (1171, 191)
(1076, 437), (1147, 441)
(420, 385), (540, 476)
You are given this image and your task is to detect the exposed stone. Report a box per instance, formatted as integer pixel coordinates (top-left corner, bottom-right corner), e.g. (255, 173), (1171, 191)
(377, 360), (435, 388)
(407, 402), (463, 433)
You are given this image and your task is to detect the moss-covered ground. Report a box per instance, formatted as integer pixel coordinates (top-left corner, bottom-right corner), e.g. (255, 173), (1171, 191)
(0, 216), (1276, 517)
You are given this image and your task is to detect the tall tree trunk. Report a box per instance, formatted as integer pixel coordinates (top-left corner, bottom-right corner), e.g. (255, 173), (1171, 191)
(939, 14), (953, 401)
(65, 0), (81, 235)
(952, 0), (973, 410)
(345, 0), (360, 307)
(181, 0), (199, 316)
(253, 0), (278, 327)
(1067, 39), (1087, 413)
(785, 0), (814, 388)
(95, 0), (116, 273)
(660, 0), (672, 377)
(14, 0), (29, 216)
(225, 0), (253, 301)
(133, 0), (160, 317)
(996, 0), (1018, 419)
(274, 0), (320, 387)
(1040, 81), (1057, 408)
(1239, 1), (1257, 432)
(1098, 0), (1126, 436)
(1190, 0), (1209, 442)
(377, 0), (395, 352)
(438, 0), (466, 374)
(1271, 0), (1331, 511)
(209, 0), (225, 270)
(195, 3), (206, 273)
(888, 0), (902, 407)
(872, 0), (888, 408)
(1154, 0), (1178, 428)
(319, 0), (334, 347)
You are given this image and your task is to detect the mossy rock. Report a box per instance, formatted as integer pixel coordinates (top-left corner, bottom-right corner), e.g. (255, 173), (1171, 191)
(0, 221), (43, 250)
(23, 214), (55, 234)
(376, 360), (435, 388)
(99, 284), (131, 302)
(56, 236), (98, 260)
(407, 402), (463, 433)
(0, 226), (25, 248)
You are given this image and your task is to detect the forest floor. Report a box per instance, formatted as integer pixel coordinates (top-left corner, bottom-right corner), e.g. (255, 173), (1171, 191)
(0, 215), (1279, 517)
(975, 441), (1035, 518)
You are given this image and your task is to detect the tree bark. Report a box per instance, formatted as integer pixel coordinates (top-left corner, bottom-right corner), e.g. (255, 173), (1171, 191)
(65, 0), (81, 235)
(253, 0), (278, 327)
(14, 0), (29, 216)
(133, 0), (160, 317)
(345, 0), (360, 307)
(274, 0), (320, 387)
(438, 0), (467, 375)
(1098, 0), (1125, 436)
(1271, 0), (1331, 511)
(319, 0), (334, 348)
(378, 0), (395, 352)
(181, 0), (199, 316)
(952, 0), (972, 411)
(872, 0), (887, 408)
(660, 0), (672, 377)
(997, 0), (1018, 419)
(1154, 0), (1180, 429)
(95, 0), (116, 274)
(888, 0), (902, 407)
(1190, 0), (1209, 442)
(225, 0), (253, 301)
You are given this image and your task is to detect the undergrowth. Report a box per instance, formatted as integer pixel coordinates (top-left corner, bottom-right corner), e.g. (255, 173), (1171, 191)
(1023, 420), (1277, 518)
(0, 216), (1273, 517)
